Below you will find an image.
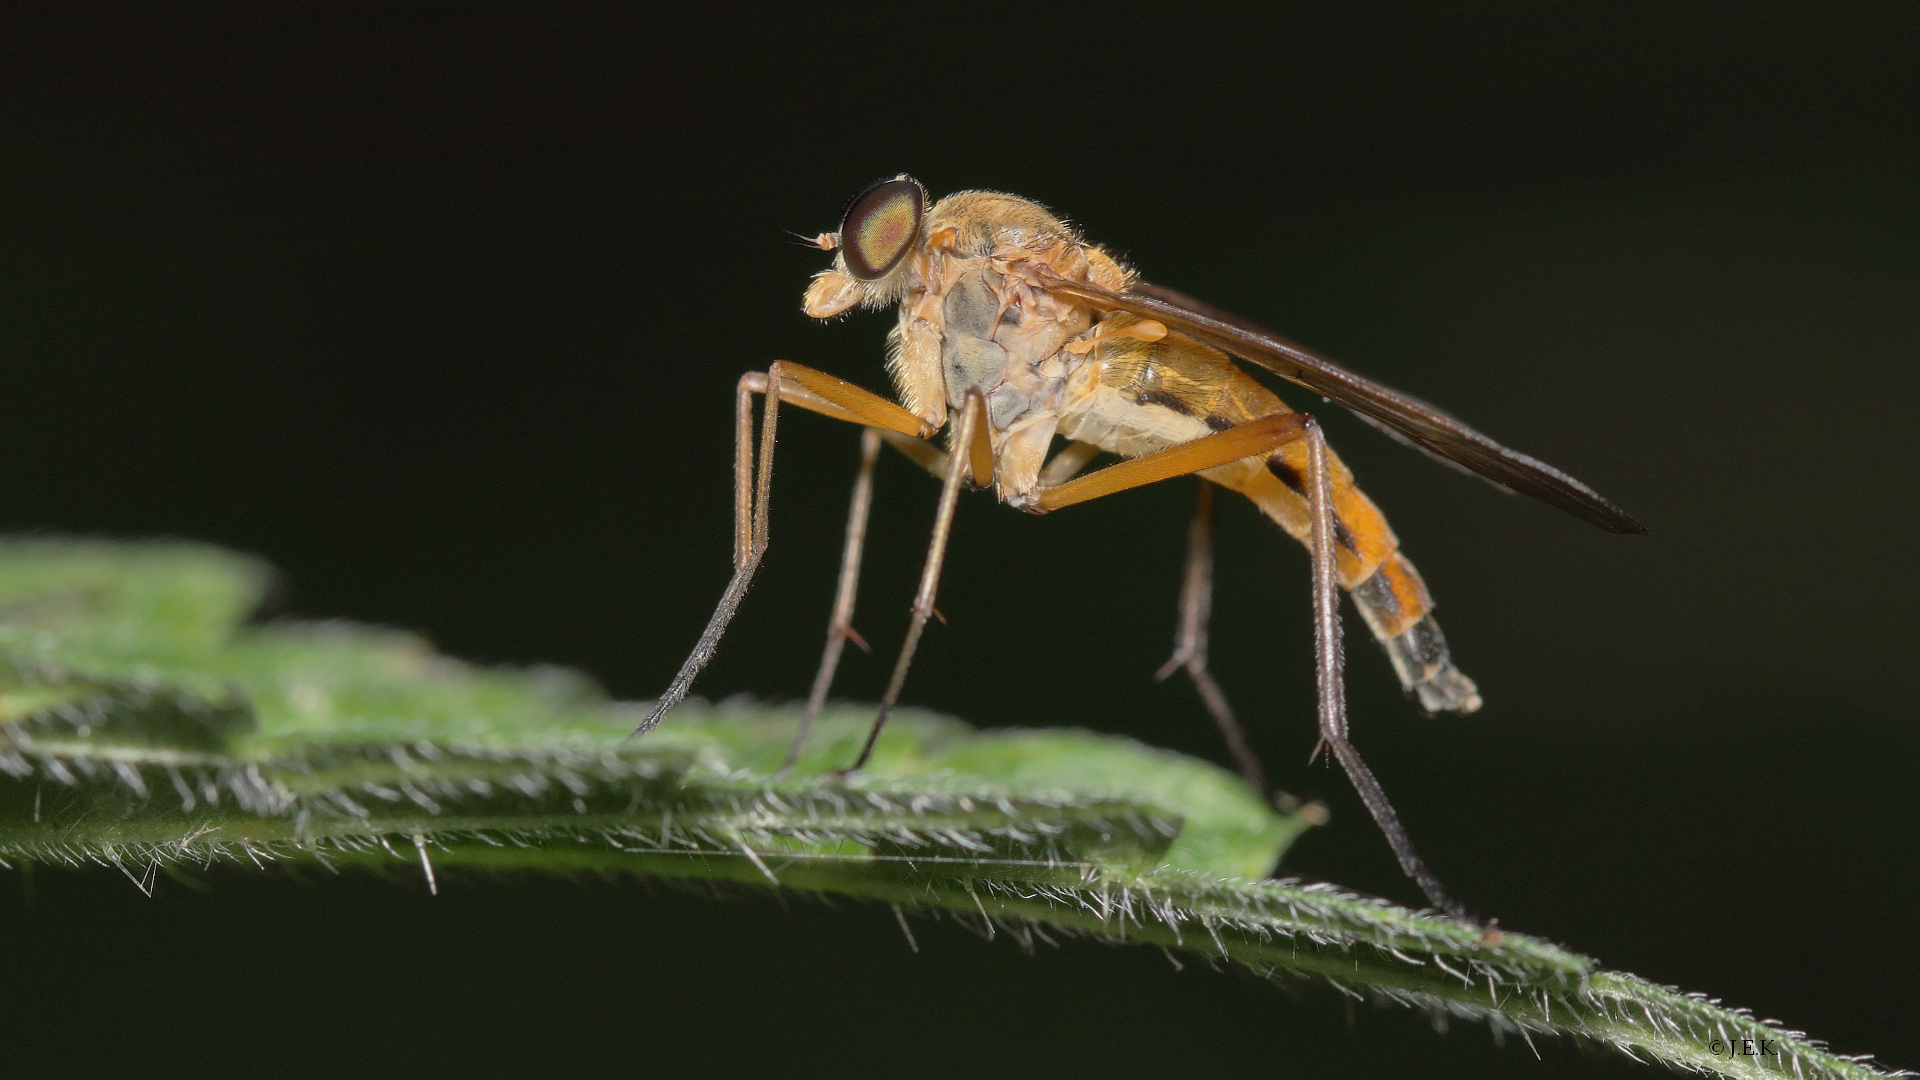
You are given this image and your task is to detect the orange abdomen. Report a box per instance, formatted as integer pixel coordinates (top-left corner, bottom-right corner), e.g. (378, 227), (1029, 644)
(1056, 316), (1482, 714)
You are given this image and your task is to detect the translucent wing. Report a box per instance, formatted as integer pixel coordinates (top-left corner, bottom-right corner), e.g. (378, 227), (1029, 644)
(1038, 272), (1646, 534)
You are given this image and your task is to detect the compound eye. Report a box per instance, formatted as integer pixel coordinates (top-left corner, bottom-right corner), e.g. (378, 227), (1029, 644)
(839, 177), (924, 281)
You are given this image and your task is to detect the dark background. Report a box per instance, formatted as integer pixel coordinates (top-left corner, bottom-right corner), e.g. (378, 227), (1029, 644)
(2, 4), (1915, 1077)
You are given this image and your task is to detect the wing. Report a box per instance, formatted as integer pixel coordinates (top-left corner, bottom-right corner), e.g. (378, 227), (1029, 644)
(1036, 271), (1646, 534)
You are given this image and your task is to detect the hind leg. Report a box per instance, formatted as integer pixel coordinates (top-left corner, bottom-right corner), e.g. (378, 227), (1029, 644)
(1154, 480), (1296, 808)
(1296, 420), (1468, 918)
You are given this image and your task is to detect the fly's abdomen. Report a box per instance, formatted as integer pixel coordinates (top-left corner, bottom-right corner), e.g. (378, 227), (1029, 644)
(1347, 551), (1482, 714)
(1057, 315), (1482, 715)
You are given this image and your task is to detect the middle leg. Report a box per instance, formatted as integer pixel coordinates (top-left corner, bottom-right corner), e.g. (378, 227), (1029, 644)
(842, 390), (985, 773)
(782, 420), (971, 770)
(1040, 445), (1288, 807)
(837, 399), (1283, 774)
(781, 427), (883, 772)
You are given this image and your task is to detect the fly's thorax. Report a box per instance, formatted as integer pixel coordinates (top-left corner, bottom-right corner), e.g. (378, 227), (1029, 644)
(922, 191), (1078, 259)
(929, 262), (1087, 505)
(940, 267), (1010, 406)
(939, 265), (1088, 422)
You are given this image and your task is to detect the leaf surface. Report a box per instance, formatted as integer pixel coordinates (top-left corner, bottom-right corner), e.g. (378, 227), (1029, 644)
(0, 539), (1901, 1080)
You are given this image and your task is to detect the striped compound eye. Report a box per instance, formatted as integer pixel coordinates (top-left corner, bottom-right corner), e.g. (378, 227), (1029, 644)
(838, 176), (924, 281)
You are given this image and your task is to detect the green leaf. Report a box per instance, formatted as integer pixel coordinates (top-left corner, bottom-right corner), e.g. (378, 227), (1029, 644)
(0, 538), (1902, 1080)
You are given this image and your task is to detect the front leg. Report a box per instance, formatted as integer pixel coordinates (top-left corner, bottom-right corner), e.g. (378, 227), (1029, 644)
(634, 362), (927, 738)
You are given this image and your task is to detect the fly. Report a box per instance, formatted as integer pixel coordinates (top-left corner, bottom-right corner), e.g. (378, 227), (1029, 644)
(635, 176), (1644, 918)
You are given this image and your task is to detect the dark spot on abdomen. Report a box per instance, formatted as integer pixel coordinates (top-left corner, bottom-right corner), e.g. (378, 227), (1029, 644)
(1350, 565), (1401, 618)
(1266, 457), (1361, 553)
(1266, 457), (1305, 494)
(1134, 389), (1195, 415)
(1205, 415), (1234, 432)
(1333, 516), (1360, 553)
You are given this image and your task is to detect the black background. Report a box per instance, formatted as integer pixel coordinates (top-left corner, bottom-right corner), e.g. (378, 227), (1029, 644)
(2, 4), (1916, 1077)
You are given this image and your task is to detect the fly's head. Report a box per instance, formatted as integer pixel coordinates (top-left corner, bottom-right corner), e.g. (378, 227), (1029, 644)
(801, 176), (929, 318)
